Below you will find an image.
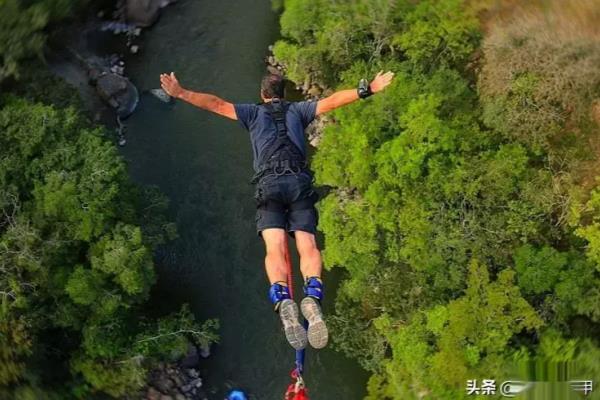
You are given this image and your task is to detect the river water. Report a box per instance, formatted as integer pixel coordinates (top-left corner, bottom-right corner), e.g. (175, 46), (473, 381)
(119, 0), (368, 398)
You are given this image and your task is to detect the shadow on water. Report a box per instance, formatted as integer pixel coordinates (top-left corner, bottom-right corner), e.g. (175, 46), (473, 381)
(119, 0), (368, 398)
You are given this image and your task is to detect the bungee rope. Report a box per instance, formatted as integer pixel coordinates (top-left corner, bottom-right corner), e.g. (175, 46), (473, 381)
(283, 234), (310, 400)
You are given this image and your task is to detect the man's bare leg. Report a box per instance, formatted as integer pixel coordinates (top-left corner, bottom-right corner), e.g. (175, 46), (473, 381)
(294, 231), (328, 349)
(261, 228), (288, 284)
(261, 228), (307, 350)
(294, 231), (322, 279)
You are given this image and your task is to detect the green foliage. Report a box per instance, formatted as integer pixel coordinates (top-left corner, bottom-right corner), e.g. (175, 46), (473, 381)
(276, 0), (600, 398)
(5, 60), (84, 110)
(512, 245), (600, 324)
(132, 305), (220, 361)
(72, 305), (218, 397)
(514, 245), (568, 295)
(90, 223), (155, 296)
(509, 329), (600, 395)
(0, 310), (31, 385)
(0, 96), (217, 397)
(274, 0), (409, 87)
(373, 261), (542, 399)
(0, 0), (84, 81)
(393, 0), (480, 69)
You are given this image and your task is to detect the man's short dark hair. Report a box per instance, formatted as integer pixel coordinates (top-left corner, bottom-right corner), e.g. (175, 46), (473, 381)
(261, 73), (285, 98)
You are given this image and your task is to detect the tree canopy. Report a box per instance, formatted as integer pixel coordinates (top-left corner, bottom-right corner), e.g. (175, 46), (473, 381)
(0, 0), (86, 82)
(275, 0), (600, 398)
(0, 93), (217, 398)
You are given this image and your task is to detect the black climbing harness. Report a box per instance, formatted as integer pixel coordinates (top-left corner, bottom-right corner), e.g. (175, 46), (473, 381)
(251, 98), (307, 184)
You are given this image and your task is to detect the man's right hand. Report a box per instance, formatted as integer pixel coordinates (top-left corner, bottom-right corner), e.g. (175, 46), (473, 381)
(161, 74), (237, 120)
(160, 72), (184, 98)
(369, 70), (395, 93)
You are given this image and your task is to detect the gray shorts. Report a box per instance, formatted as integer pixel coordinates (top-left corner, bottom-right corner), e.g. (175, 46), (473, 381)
(254, 172), (319, 236)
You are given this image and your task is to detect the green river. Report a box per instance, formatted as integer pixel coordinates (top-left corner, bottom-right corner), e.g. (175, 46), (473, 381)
(119, 0), (368, 398)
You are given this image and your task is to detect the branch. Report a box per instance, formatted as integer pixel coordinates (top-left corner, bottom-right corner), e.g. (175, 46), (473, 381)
(135, 329), (206, 344)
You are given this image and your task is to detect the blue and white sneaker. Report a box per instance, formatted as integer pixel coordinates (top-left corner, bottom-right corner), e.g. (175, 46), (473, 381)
(300, 297), (328, 349)
(278, 299), (308, 350)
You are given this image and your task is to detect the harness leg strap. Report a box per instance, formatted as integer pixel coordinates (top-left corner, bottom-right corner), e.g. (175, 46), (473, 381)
(303, 277), (323, 302)
(269, 281), (291, 311)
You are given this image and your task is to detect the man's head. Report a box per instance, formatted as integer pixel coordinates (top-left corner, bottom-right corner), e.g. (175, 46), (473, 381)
(261, 73), (285, 101)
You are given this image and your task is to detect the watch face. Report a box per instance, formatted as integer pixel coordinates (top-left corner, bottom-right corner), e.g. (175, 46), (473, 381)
(358, 79), (371, 98)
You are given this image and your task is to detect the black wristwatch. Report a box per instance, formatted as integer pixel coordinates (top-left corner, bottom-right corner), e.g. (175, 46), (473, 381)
(357, 79), (373, 99)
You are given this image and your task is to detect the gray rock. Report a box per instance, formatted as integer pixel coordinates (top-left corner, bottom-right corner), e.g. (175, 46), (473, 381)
(100, 21), (135, 34)
(307, 115), (327, 148)
(199, 343), (210, 358)
(130, 44), (139, 54)
(95, 72), (139, 118)
(308, 85), (322, 98)
(302, 80), (311, 93)
(159, 0), (175, 8)
(126, 0), (162, 27)
(155, 376), (174, 393)
(147, 387), (161, 400)
(172, 375), (183, 387)
(180, 383), (193, 393)
(180, 378), (201, 393)
(186, 368), (199, 379)
(150, 88), (172, 103)
(98, 73), (127, 92)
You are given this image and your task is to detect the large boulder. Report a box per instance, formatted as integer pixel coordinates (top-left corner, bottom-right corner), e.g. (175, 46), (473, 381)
(126, 0), (163, 27)
(95, 72), (139, 118)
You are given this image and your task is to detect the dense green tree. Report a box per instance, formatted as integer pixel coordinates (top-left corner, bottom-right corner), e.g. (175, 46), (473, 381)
(366, 261), (542, 399)
(0, 96), (216, 397)
(0, 0), (85, 81)
(274, 0), (600, 398)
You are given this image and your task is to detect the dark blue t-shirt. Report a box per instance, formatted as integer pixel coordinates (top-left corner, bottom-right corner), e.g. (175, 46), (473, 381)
(234, 101), (318, 172)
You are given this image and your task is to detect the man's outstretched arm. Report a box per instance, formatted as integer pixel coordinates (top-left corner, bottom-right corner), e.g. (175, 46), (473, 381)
(315, 70), (394, 116)
(160, 72), (237, 120)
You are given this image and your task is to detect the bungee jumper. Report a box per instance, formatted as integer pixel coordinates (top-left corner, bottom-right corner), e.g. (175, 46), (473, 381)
(160, 69), (394, 397)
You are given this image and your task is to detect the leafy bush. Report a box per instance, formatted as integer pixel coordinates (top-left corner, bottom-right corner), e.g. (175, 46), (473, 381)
(0, 96), (217, 397)
(0, 0), (85, 82)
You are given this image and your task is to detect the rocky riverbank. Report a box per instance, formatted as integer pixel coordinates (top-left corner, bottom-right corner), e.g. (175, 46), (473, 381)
(45, 3), (218, 398)
(48, 0), (178, 146)
(140, 345), (209, 400)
